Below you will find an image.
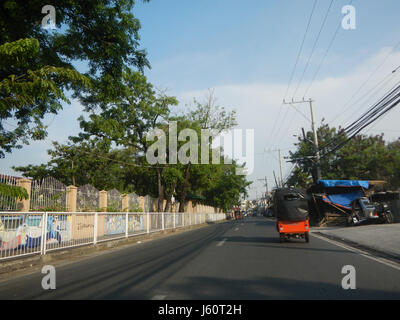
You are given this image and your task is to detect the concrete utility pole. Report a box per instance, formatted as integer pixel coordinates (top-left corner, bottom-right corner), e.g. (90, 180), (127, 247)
(278, 149), (284, 187)
(283, 98), (321, 183)
(257, 177), (269, 195)
(265, 149), (284, 187)
(273, 171), (279, 189)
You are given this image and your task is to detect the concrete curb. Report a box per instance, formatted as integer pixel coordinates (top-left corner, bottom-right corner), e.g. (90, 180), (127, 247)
(312, 231), (400, 263)
(265, 216), (400, 262)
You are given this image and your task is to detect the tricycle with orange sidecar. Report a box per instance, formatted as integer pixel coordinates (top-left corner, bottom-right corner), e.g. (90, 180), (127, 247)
(273, 188), (310, 243)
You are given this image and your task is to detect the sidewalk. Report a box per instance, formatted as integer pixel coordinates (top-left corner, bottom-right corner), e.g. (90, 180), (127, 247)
(311, 223), (400, 259)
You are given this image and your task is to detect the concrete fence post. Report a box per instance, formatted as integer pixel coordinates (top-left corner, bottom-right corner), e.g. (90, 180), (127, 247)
(17, 178), (31, 212)
(139, 196), (145, 212)
(122, 194), (129, 212)
(66, 186), (77, 212)
(99, 190), (107, 212)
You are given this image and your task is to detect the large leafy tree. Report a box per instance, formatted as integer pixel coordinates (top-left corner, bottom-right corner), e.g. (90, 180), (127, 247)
(287, 122), (400, 189)
(203, 162), (251, 211)
(13, 137), (148, 192)
(0, 38), (90, 156)
(74, 70), (178, 208)
(0, 0), (149, 156)
(173, 93), (237, 212)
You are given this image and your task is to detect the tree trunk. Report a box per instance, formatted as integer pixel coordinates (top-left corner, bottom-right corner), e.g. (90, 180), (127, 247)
(179, 164), (191, 212)
(164, 180), (177, 212)
(156, 167), (165, 212)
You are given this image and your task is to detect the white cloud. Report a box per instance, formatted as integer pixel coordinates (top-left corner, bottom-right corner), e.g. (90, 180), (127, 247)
(2, 47), (400, 199)
(176, 47), (400, 197)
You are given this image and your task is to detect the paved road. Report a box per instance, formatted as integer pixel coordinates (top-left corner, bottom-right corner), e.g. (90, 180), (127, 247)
(0, 217), (399, 299)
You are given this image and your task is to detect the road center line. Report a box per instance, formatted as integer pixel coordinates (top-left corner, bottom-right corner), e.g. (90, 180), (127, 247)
(217, 238), (227, 247)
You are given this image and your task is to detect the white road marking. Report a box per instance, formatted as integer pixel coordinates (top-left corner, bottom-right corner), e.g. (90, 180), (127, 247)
(234, 228), (239, 231)
(151, 295), (167, 300)
(217, 239), (227, 247)
(311, 233), (400, 271)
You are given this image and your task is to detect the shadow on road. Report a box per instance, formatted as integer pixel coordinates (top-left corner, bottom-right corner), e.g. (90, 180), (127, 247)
(162, 275), (400, 300)
(219, 235), (350, 254)
(18, 223), (232, 300)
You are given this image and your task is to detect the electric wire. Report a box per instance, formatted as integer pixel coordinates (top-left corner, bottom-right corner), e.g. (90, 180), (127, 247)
(329, 42), (400, 125)
(292, 0), (335, 99)
(283, 0), (318, 100)
(320, 82), (400, 159)
(303, 0), (355, 98)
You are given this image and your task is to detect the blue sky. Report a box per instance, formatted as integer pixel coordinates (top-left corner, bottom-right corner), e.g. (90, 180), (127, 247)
(2, 0), (400, 199)
(136, 0), (400, 89)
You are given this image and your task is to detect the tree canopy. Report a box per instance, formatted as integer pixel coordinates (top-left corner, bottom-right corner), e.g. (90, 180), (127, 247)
(5, 1), (250, 211)
(287, 122), (400, 190)
(0, 0), (149, 156)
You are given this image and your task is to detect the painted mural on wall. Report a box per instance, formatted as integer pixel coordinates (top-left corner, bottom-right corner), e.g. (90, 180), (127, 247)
(0, 215), (71, 251)
(128, 214), (144, 233)
(103, 214), (145, 235)
(104, 215), (125, 235)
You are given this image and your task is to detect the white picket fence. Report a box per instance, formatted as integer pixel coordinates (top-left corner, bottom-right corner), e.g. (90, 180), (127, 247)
(0, 212), (227, 261)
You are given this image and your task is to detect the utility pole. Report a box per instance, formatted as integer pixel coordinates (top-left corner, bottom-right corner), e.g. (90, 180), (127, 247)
(278, 149), (284, 187)
(265, 149), (284, 187)
(273, 171), (279, 189)
(283, 98), (321, 183)
(257, 177), (269, 196)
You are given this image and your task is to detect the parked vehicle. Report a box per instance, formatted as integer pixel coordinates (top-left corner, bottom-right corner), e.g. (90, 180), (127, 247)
(347, 197), (394, 226)
(308, 180), (397, 227)
(273, 188), (310, 243)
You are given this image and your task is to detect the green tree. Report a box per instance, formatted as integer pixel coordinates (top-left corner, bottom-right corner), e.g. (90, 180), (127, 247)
(0, 38), (90, 156)
(0, 183), (28, 200)
(73, 70), (178, 208)
(288, 122), (400, 189)
(13, 137), (147, 193)
(174, 92), (237, 212)
(1, 0), (149, 156)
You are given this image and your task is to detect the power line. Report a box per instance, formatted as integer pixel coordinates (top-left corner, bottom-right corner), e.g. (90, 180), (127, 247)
(283, 0), (318, 100)
(303, 0), (355, 98)
(288, 103), (311, 122)
(320, 81), (400, 159)
(292, 0), (335, 99)
(271, 0), (318, 160)
(330, 62), (400, 126)
(265, 103), (284, 150)
(316, 65), (400, 152)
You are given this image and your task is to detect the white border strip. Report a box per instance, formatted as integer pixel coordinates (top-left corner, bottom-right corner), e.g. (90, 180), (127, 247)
(311, 233), (400, 271)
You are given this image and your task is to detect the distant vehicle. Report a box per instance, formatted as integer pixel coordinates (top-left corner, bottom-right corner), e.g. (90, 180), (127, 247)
(233, 207), (243, 220)
(273, 188), (310, 243)
(348, 197), (394, 226)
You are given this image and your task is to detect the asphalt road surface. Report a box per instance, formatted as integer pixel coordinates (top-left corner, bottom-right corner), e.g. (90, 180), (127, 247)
(0, 217), (399, 299)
